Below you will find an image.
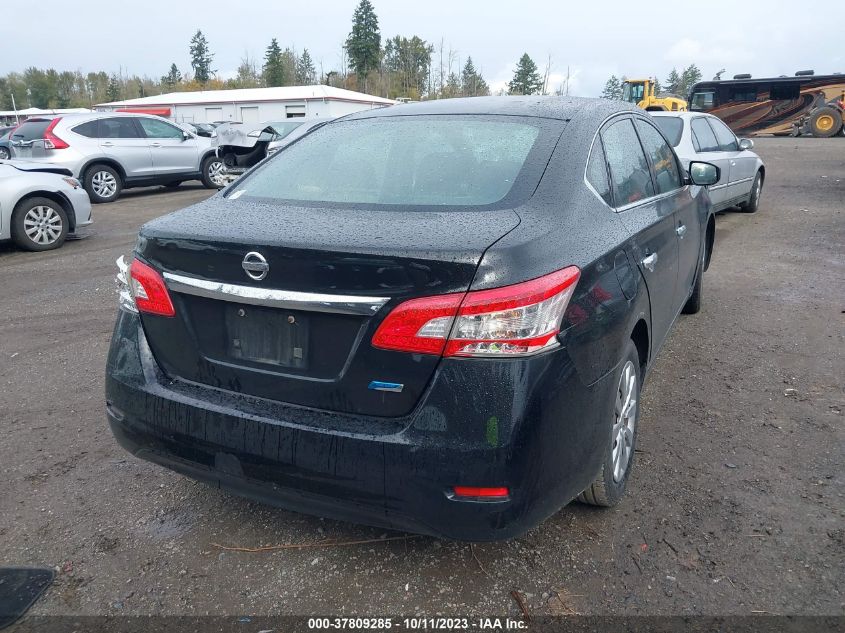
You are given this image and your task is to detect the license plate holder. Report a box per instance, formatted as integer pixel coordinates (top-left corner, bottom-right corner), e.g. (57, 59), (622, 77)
(224, 304), (309, 369)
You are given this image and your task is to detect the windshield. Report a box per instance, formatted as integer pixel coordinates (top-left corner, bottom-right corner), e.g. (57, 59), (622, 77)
(652, 117), (684, 147)
(268, 121), (306, 138)
(622, 82), (644, 103)
(231, 116), (542, 207)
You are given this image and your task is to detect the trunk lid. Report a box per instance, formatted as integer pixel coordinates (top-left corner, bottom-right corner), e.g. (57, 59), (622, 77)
(136, 196), (519, 418)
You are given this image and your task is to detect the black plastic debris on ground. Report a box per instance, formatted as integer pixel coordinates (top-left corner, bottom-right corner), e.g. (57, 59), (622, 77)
(0, 568), (54, 630)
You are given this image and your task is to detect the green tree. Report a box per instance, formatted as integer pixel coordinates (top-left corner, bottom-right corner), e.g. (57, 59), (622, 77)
(383, 35), (433, 98)
(161, 63), (182, 89)
(263, 38), (286, 87)
(665, 68), (682, 94)
(345, 0), (381, 91)
(680, 64), (702, 97)
(189, 30), (214, 85)
(228, 55), (260, 89)
(106, 74), (121, 102)
(508, 53), (543, 95)
(296, 49), (317, 84)
(600, 75), (623, 100)
(461, 57), (489, 97)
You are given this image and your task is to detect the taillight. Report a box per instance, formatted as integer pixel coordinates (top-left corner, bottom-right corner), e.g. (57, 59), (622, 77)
(42, 118), (69, 150)
(452, 486), (510, 499)
(129, 258), (175, 317)
(372, 266), (580, 358)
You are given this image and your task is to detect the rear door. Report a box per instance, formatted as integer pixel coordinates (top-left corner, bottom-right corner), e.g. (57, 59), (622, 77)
(707, 117), (756, 201)
(689, 117), (730, 207)
(95, 117), (154, 178)
(602, 116), (680, 349)
(137, 117), (201, 175)
(634, 118), (700, 312)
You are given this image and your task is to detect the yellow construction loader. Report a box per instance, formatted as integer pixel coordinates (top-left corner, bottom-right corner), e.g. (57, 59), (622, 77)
(622, 78), (688, 112)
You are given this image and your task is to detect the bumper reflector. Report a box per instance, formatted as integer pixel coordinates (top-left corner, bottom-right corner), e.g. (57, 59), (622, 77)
(452, 486), (510, 499)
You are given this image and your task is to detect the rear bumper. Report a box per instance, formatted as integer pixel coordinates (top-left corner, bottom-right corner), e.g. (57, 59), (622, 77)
(105, 310), (615, 541)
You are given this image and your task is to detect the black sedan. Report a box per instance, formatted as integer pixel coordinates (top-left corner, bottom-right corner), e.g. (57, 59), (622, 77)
(107, 97), (718, 541)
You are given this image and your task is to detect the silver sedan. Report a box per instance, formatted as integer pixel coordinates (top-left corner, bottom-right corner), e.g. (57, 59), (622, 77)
(651, 111), (765, 213)
(0, 160), (92, 251)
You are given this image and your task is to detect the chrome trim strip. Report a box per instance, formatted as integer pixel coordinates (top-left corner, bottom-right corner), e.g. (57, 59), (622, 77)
(162, 272), (390, 316)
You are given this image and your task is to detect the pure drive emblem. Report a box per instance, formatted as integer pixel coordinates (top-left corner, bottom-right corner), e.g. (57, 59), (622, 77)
(242, 252), (269, 281)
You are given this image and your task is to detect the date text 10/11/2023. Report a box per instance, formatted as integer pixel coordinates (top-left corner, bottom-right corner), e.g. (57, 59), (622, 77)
(307, 617), (528, 630)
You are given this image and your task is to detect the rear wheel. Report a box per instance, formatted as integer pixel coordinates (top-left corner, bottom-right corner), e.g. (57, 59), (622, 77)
(739, 171), (763, 214)
(201, 155), (225, 189)
(808, 106), (843, 138)
(0, 146), (9, 160)
(84, 164), (122, 203)
(577, 341), (640, 507)
(10, 197), (69, 252)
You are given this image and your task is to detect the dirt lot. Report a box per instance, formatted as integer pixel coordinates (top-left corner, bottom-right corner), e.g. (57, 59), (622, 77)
(0, 138), (843, 618)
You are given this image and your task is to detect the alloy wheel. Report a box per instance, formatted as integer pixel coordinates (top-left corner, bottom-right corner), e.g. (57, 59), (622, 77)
(23, 205), (63, 246)
(752, 177), (762, 207)
(92, 170), (118, 199)
(611, 360), (637, 482)
(0, 148), (9, 160)
(207, 160), (225, 187)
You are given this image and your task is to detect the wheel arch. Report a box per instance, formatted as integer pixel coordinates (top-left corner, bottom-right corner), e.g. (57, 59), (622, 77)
(630, 318), (649, 374)
(80, 158), (126, 183)
(14, 190), (76, 231)
(704, 213), (715, 272)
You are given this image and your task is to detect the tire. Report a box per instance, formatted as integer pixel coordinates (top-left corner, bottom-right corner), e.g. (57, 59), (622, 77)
(10, 197), (69, 252)
(681, 240), (708, 315)
(201, 154), (225, 189)
(0, 147), (9, 160)
(739, 171), (763, 214)
(84, 164), (122, 203)
(808, 106), (843, 138)
(577, 340), (641, 507)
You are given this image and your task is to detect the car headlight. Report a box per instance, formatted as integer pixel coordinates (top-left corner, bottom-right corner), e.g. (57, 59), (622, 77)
(247, 130), (261, 138)
(62, 177), (81, 189)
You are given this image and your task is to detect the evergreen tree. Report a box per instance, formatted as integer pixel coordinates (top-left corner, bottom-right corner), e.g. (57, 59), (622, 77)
(461, 57), (489, 97)
(665, 68), (683, 95)
(600, 75), (623, 100)
(263, 38), (286, 87)
(296, 49), (317, 84)
(345, 0), (381, 90)
(161, 63), (182, 89)
(106, 74), (121, 102)
(508, 53), (543, 95)
(680, 64), (702, 97)
(189, 30), (214, 85)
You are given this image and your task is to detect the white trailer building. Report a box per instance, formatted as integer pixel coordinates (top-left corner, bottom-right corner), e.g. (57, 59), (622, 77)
(95, 85), (395, 124)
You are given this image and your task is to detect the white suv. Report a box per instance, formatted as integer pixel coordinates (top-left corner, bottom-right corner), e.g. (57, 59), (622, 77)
(10, 113), (225, 203)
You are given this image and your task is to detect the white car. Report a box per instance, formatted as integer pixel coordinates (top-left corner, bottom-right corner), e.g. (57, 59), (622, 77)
(651, 112), (765, 213)
(0, 160), (92, 251)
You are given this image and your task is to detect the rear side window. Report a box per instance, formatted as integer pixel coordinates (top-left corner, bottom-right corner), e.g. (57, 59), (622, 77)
(11, 120), (51, 141)
(99, 118), (141, 139)
(73, 121), (99, 138)
(771, 83), (800, 100)
(690, 118), (719, 152)
(138, 118), (183, 139)
(635, 120), (682, 194)
(602, 119), (655, 206)
(651, 116), (683, 147)
(707, 118), (738, 151)
(586, 139), (612, 206)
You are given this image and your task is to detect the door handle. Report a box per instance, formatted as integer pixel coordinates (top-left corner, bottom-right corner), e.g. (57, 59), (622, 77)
(101, 142), (113, 147)
(676, 224), (687, 238)
(641, 253), (658, 272)
(150, 142), (162, 148)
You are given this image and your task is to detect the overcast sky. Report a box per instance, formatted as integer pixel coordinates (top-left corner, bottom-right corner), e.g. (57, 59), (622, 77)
(2, 0), (842, 97)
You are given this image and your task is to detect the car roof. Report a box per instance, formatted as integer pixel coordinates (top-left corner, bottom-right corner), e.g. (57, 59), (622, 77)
(343, 96), (639, 123)
(650, 111), (714, 120)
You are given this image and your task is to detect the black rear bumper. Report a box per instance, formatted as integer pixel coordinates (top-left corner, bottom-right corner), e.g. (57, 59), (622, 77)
(105, 310), (614, 541)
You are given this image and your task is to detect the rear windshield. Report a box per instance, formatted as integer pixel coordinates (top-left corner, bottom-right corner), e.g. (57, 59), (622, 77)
(11, 120), (52, 141)
(652, 117), (684, 147)
(232, 116), (543, 207)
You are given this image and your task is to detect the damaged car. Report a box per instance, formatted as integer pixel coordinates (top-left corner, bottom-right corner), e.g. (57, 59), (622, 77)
(214, 118), (329, 183)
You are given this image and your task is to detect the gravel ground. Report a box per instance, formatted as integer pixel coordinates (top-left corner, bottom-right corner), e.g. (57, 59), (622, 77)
(0, 138), (842, 618)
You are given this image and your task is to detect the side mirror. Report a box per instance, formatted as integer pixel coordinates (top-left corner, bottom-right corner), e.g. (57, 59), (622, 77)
(182, 131), (192, 141)
(688, 161), (720, 186)
(738, 138), (754, 151)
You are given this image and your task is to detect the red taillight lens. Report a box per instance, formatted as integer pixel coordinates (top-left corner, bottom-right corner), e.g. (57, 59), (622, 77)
(42, 118), (68, 150)
(372, 266), (580, 358)
(129, 259), (175, 317)
(452, 486), (510, 499)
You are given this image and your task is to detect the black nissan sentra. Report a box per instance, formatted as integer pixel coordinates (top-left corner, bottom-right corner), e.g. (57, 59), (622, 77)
(107, 97), (719, 541)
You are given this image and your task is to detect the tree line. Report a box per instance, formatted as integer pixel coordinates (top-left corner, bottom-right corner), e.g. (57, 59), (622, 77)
(0, 0), (708, 111)
(600, 65), (704, 101)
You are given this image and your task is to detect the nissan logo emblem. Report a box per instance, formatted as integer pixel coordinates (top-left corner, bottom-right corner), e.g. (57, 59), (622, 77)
(242, 252), (269, 281)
